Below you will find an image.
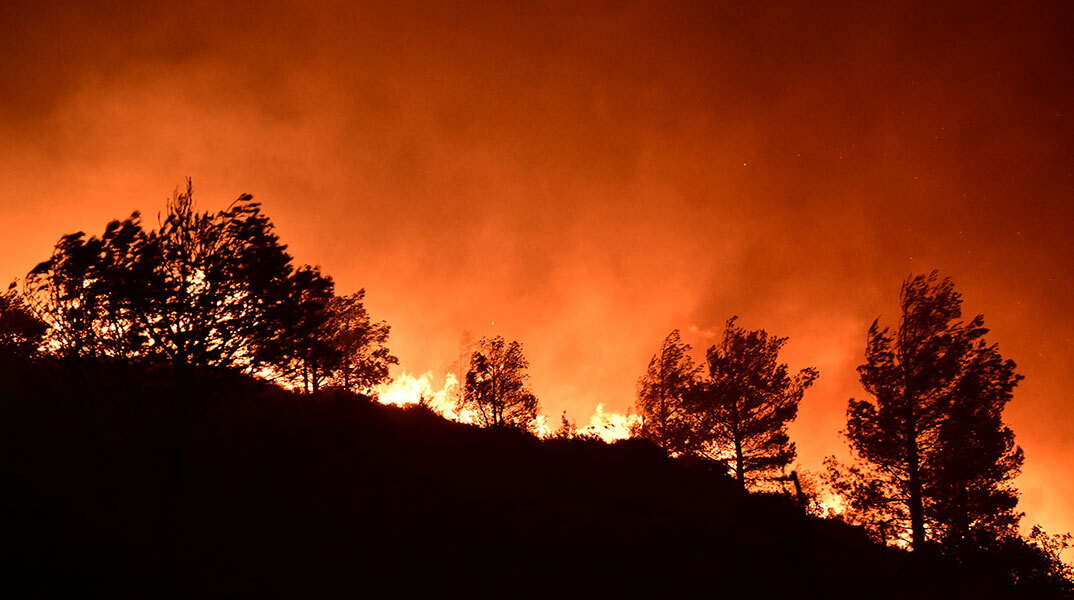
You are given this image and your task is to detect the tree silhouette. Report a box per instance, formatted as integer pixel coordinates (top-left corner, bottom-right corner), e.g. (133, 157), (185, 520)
(0, 282), (46, 360)
(828, 272), (1023, 551)
(632, 329), (700, 454)
(460, 336), (539, 432)
(133, 180), (298, 369)
(320, 291), (397, 393)
(23, 180), (393, 378)
(274, 289), (398, 394)
(553, 411), (578, 439)
(24, 214), (147, 358)
(265, 264), (338, 392)
(686, 317), (818, 489)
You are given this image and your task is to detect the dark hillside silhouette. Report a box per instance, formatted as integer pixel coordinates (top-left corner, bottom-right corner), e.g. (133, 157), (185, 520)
(3, 356), (1069, 598)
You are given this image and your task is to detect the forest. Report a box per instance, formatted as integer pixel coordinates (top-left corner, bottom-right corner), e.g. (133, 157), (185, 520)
(2, 182), (1072, 598)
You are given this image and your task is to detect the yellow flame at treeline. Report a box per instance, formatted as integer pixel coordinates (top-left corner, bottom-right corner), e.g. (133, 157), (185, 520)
(374, 371), (639, 443)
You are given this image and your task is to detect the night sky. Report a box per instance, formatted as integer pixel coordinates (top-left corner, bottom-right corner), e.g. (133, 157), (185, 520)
(3, 1), (1072, 538)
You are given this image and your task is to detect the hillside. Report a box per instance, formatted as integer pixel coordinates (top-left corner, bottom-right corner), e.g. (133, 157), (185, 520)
(0, 358), (1062, 598)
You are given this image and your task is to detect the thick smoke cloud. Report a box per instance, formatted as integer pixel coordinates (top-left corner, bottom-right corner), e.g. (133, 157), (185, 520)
(3, 0), (1073, 535)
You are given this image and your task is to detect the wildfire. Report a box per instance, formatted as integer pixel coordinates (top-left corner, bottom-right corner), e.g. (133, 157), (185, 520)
(577, 403), (640, 443)
(374, 370), (636, 443)
(375, 370), (455, 409)
(374, 370), (480, 424)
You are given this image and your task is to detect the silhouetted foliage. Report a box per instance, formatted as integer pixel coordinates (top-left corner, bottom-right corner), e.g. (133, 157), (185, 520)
(265, 264), (337, 391)
(318, 291), (397, 392)
(24, 214), (147, 358)
(554, 410), (578, 439)
(0, 282), (46, 359)
(22, 180), (395, 381)
(685, 317), (818, 489)
(633, 329), (700, 454)
(8, 185), (1074, 598)
(267, 283), (397, 394)
(827, 272), (1024, 552)
(460, 335), (540, 432)
(1022, 526), (1074, 594)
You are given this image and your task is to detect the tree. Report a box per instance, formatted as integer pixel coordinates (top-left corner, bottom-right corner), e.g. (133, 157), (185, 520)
(264, 265), (338, 392)
(830, 271), (1023, 551)
(460, 336), (539, 432)
(553, 411), (578, 439)
(685, 317), (818, 489)
(0, 282), (47, 360)
(23, 180), (378, 377)
(24, 214), (148, 359)
(133, 180), (300, 369)
(632, 329), (700, 454)
(321, 291), (397, 393)
(274, 289), (398, 394)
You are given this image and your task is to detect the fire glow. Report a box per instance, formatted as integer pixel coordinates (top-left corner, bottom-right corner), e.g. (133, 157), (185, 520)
(375, 370), (637, 443)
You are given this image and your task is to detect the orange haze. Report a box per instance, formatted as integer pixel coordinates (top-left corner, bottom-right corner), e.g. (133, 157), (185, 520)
(2, 1), (1073, 539)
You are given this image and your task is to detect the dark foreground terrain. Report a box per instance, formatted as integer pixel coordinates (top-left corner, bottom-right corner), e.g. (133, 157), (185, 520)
(1, 358), (1066, 598)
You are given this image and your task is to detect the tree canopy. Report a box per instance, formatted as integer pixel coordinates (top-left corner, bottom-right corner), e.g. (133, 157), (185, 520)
(21, 180), (395, 389)
(273, 289), (397, 394)
(828, 271), (1024, 551)
(633, 329), (700, 454)
(686, 318), (819, 489)
(460, 336), (540, 432)
(0, 282), (46, 360)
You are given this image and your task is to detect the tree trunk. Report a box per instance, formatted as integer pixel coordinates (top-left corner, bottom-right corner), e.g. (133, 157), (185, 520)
(907, 435), (926, 549)
(658, 361), (667, 452)
(302, 359), (310, 394)
(734, 436), (745, 489)
(659, 392), (667, 452)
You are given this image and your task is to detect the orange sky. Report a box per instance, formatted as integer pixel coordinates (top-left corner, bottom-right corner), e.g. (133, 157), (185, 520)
(3, 1), (1072, 538)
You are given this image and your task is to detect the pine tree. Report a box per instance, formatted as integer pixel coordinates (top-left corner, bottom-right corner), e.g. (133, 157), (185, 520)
(633, 329), (700, 454)
(687, 317), (818, 489)
(831, 271), (1023, 550)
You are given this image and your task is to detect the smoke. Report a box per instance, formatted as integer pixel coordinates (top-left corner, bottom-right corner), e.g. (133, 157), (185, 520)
(3, 0), (1074, 540)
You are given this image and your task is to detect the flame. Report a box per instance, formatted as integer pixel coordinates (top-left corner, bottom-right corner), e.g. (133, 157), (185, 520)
(374, 371), (636, 443)
(376, 370), (454, 408)
(375, 370), (479, 424)
(533, 414), (551, 438)
(576, 403), (640, 443)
